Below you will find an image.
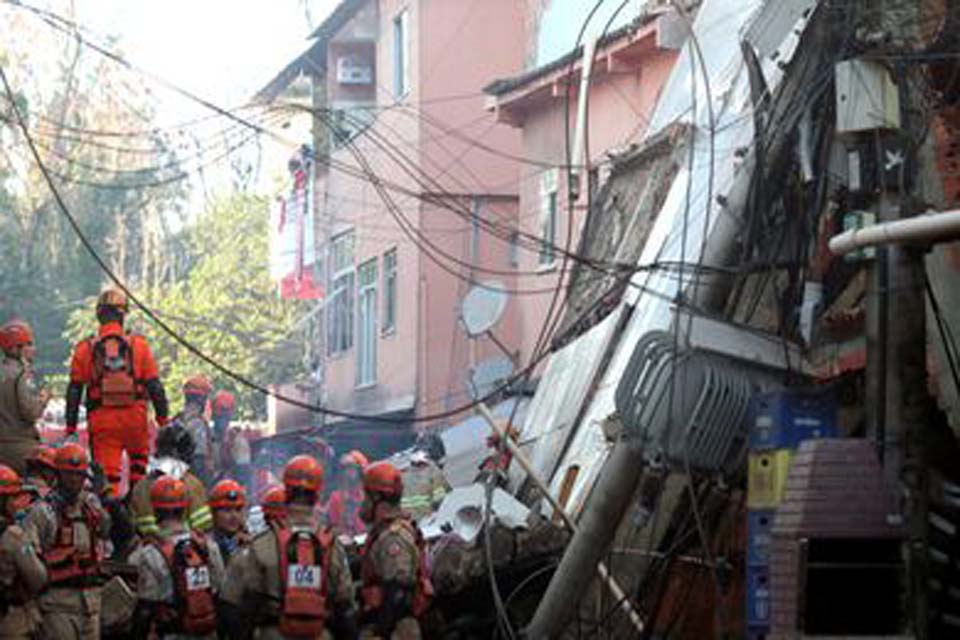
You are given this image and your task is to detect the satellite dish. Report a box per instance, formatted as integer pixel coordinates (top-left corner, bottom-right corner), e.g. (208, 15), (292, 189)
(461, 281), (508, 337)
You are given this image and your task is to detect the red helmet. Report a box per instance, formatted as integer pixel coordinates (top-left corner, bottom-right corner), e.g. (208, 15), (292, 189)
(259, 484), (286, 521)
(209, 479), (246, 509)
(183, 375), (213, 397)
(283, 455), (323, 493)
(150, 475), (188, 511)
(26, 444), (56, 471)
(0, 465), (22, 496)
(213, 390), (235, 416)
(0, 320), (33, 354)
(363, 461), (403, 497)
(55, 443), (89, 473)
(340, 450), (369, 469)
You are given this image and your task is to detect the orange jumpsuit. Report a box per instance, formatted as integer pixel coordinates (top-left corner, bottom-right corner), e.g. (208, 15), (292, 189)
(66, 322), (168, 496)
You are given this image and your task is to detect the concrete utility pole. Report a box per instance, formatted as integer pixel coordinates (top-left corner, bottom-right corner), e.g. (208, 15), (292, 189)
(856, 0), (931, 635)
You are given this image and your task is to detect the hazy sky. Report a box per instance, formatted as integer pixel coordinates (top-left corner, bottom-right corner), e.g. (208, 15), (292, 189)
(73, 0), (334, 123)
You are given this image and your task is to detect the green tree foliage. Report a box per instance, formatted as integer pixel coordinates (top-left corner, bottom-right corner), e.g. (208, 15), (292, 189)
(65, 195), (308, 419)
(0, 13), (187, 381)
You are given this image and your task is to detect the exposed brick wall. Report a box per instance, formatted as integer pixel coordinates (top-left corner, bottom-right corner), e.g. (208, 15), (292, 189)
(769, 439), (903, 636)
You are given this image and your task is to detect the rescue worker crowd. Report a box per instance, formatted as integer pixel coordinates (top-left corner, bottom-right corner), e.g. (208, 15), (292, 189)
(0, 291), (443, 639)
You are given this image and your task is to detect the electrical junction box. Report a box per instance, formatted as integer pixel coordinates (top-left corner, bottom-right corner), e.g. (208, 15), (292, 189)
(835, 59), (901, 133)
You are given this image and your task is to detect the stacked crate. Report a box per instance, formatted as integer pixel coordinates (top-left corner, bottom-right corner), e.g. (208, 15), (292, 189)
(745, 389), (837, 639)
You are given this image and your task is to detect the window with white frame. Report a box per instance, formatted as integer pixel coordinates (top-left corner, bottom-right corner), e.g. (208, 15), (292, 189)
(382, 248), (397, 333)
(356, 258), (378, 386)
(539, 169), (558, 265)
(327, 231), (355, 355)
(393, 9), (410, 98)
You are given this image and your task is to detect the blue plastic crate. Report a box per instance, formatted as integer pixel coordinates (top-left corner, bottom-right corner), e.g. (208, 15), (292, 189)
(746, 565), (771, 626)
(747, 509), (775, 566)
(748, 388), (838, 450)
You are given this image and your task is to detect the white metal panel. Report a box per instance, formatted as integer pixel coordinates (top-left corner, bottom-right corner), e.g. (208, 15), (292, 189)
(835, 59), (901, 133)
(508, 305), (626, 491)
(744, 0), (819, 60)
(646, 0), (764, 135)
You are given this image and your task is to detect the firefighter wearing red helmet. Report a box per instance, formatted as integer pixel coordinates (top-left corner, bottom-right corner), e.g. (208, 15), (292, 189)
(22, 444), (57, 505)
(220, 455), (357, 639)
(65, 290), (170, 497)
(211, 390), (234, 454)
(208, 479), (249, 564)
(259, 484), (286, 529)
(128, 475), (224, 639)
(0, 319), (50, 476)
(326, 450), (368, 537)
(129, 423), (213, 539)
(23, 443), (111, 639)
(359, 461), (433, 639)
(0, 463), (47, 638)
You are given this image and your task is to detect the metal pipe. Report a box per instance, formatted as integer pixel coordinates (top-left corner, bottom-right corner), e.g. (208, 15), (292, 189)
(829, 209), (960, 256)
(475, 403), (644, 635)
(569, 37), (598, 201)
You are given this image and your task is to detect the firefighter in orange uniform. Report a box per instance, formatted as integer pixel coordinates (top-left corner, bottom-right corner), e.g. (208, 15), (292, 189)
(219, 455), (357, 639)
(129, 476), (224, 639)
(359, 461), (433, 640)
(208, 479), (249, 565)
(0, 464), (47, 639)
(0, 319), (50, 475)
(24, 443), (111, 640)
(65, 290), (169, 496)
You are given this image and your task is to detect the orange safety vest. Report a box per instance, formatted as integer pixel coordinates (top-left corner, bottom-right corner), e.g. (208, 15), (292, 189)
(152, 530), (218, 636)
(360, 517), (433, 618)
(87, 333), (144, 409)
(276, 524), (335, 638)
(42, 498), (104, 587)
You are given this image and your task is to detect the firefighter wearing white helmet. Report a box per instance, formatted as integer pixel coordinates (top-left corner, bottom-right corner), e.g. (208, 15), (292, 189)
(400, 447), (449, 522)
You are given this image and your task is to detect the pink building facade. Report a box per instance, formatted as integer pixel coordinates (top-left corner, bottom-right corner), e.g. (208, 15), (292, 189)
(485, 7), (682, 368)
(308, 0), (526, 442)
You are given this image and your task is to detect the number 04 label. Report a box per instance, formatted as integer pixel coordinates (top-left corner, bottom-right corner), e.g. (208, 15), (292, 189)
(288, 564), (322, 589)
(184, 566), (211, 591)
